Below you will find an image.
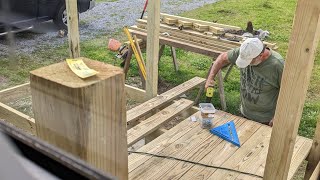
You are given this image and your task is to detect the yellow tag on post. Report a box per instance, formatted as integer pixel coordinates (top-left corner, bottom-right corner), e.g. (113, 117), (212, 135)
(66, 59), (98, 78)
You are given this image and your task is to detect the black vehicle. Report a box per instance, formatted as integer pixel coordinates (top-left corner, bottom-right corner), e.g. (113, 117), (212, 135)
(0, 0), (95, 35)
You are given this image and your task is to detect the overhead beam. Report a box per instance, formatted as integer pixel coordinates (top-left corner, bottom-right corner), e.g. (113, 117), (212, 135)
(264, 0), (320, 179)
(66, 0), (80, 58)
(146, 0), (160, 99)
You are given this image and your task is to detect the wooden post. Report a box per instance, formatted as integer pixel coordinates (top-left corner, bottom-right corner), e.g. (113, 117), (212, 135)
(66, 0), (80, 58)
(264, 0), (320, 179)
(146, 0), (160, 99)
(304, 114), (320, 179)
(30, 58), (128, 179)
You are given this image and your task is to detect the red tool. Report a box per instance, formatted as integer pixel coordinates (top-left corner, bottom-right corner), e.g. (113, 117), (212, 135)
(140, 0), (148, 19)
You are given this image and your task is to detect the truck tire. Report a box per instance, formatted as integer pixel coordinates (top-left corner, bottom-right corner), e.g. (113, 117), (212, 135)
(53, 4), (68, 30)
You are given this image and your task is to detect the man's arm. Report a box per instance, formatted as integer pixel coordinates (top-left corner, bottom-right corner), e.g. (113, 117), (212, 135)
(205, 52), (231, 89)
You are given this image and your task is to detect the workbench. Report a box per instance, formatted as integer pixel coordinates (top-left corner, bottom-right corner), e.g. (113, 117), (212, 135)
(128, 110), (312, 179)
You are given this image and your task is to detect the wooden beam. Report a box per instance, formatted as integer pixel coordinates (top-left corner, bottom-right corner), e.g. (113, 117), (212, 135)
(125, 85), (146, 103)
(130, 29), (221, 57)
(160, 13), (242, 31)
(30, 58), (128, 179)
(127, 98), (193, 147)
(135, 20), (240, 48)
(309, 161), (320, 180)
(127, 77), (205, 124)
(0, 83), (31, 104)
(304, 114), (320, 179)
(0, 102), (35, 135)
(146, 0), (160, 99)
(264, 0), (320, 179)
(66, 0), (80, 58)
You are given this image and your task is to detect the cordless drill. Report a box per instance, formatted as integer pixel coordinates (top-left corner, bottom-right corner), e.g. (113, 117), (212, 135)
(206, 86), (214, 103)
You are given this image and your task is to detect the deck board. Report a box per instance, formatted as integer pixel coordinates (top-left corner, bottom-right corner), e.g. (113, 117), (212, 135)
(127, 98), (193, 147)
(127, 77), (205, 124)
(128, 110), (312, 180)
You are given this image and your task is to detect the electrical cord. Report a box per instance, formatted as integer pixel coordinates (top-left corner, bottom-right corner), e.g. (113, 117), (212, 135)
(128, 150), (263, 179)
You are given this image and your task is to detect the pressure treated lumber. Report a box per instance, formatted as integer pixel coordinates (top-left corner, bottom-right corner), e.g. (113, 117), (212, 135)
(0, 83), (30, 104)
(146, 0), (160, 99)
(129, 113), (247, 179)
(66, 0), (80, 58)
(129, 29), (223, 57)
(30, 58), (127, 179)
(127, 98), (193, 147)
(131, 25), (231, 52)
(136, 20), (239, 48)
(0, 102), (35, 135)
(160, 13), (242, 31)
(264, 0), (320, 179)
(126, 77), (205, 124)
(304, 114), (320, 179)
(309, 162), (320, 180)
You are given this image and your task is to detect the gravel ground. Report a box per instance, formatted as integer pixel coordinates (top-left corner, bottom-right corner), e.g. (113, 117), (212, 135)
(0, 0), (218, 55)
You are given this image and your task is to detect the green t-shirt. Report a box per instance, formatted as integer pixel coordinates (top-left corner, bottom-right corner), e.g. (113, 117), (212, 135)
(227, 48), (284, 123)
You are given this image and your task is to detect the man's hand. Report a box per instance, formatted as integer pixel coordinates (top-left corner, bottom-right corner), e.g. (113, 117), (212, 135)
(269, 118), (274, 127)
(205, 79), (215, 89)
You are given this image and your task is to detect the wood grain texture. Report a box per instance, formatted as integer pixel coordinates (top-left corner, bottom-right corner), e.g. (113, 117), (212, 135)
(132, 24), (235, 51)
(309, 161), (320, 180)
(30, 58), (127, 179)
(129, 111), (202, 173)
(264, 0), (320, 179)
(127, 98), (193, 147)
(130, 29), (222, 57)
(146, 0), (160, 99)
(129, 112), (245, 179)
(66, 0), (80, 58)
(0, 102), (35, 135)
(305, 115), (320, 179)
(0, 83), (30, 104)
(127, 77), (205, 124)
(160, 13), (242, 31)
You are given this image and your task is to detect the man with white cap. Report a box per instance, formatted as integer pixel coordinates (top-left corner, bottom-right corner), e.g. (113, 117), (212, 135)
(205, 38), (284, 126)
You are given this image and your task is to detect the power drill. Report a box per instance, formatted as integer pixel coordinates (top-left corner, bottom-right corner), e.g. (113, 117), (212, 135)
(206, 86), (214, 103)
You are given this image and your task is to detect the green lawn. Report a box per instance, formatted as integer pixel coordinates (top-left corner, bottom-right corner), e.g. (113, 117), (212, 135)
(0, 0), (319, 138)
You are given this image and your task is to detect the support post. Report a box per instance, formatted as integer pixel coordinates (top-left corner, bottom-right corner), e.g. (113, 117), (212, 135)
(30, 59), (128, 179)
(264, 0), (320, 179)
(146, 0), (160, 99)
(66, 0), (80, 58)
(304, 114), (320, 179)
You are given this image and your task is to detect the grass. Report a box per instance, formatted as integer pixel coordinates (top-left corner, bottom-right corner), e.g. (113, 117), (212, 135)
(0, 0), (319, 140)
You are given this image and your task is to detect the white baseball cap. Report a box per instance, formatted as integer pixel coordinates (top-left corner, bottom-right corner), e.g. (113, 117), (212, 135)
(236, 38), (264, 68)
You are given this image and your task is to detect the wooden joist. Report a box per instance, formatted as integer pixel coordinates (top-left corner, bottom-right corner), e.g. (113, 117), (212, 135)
(0, 102), (35, 135)
(127, 77), (205, 124)
(127, 98), (193, 147)
(0, 83), (31, 104)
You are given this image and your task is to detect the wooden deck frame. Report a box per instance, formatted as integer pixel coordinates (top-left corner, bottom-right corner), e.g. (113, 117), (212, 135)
(0, 0), (319, 179)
